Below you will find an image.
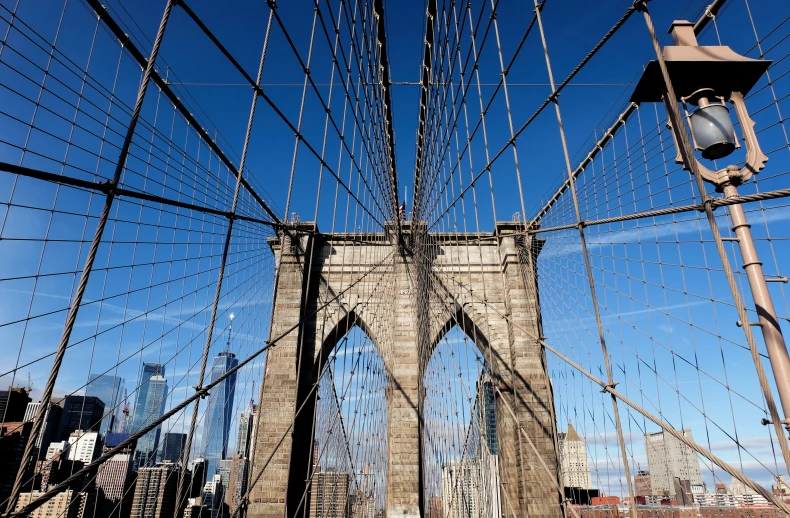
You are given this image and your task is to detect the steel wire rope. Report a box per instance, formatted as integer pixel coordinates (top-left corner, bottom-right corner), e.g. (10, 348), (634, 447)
(3, 1), (178, 511)
(230, 255), (395, 517)
(413, 0), (492, 218)
(0, 0), (97, 425)
(429, 256), (790, 512)
(429, 5), (638, 229)
(0, 224), (276, 512)
(635, 0), (790, 476)
(0, 3), (280, 221)
(7, 244), (394, 517)
(172, 5), (277, 510)
(174, 0), (391, 227)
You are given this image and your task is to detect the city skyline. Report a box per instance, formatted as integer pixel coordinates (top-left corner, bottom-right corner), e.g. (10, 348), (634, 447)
(0, 0), (788, 516)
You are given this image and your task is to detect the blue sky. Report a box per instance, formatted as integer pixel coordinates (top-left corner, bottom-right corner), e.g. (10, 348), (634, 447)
(1, 0), (790, 504)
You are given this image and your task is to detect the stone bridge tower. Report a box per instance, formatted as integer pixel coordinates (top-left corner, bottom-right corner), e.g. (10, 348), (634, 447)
(247, 222), (561, 518)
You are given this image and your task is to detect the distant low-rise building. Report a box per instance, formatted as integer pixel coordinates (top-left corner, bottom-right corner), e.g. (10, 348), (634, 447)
(130, 463), (179, 518)
(96, 453), (134, 514)
(574, 506), (780, 518)
(67, 430), (100, 464)
(635, 470), (652, 496)
(773, 476), (790, 497)
(309, 469), (350, 518)
(645, 430), (702, 497)
(13, 490), (96, 518)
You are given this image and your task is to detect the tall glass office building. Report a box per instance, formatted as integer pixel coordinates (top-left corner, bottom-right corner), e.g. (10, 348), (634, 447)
(202, 352), (238, 479)
(130, 363), (168, 464)
(86, 373), (124, 435)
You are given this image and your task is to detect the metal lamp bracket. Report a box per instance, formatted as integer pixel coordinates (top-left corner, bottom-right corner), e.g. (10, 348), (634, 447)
(665, 91), (768, 188)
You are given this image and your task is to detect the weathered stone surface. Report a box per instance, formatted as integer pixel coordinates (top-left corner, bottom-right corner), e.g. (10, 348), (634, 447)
(248, 223), (561, 518)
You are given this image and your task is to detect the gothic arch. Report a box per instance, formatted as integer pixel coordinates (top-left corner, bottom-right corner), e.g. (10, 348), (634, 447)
(314, 309), (382, 373)
(427, 304), (492, 361)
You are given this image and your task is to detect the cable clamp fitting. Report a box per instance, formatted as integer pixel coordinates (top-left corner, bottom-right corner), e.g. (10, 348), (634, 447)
(761, 418), (790, 427)
(601, 382), (618, 393)
(736, 320), (763, 328)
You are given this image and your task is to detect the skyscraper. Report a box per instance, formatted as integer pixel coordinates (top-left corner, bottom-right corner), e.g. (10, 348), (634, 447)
(201, 473), (227, 518)
(426, 495), (444, 518)
(635, 470), (652, 496)
(441, 461), (481, 518)
(558, 422), (592, 489)
(201, 352), (238, 479)
(236, 404), (255, 458)
(225, 455), (248, 514)
(0, 421), (35, 506)
(104, 432), (135, 453)
(476, 372), (500, 518)
(248, 405), (259, 464)
(0, 387), (32, 423)
(86, 373), (124, 436)
(644, 429), (702, 497)
(130, 463), (179, 518)
(189, 458), (208, 498)
(56, 396), (105, 441)
(349, 487), (376, 518)
(130, 364), (168, 465)
(13, 489), (96, 518)
(476, 374), (498, 456)
(67, 430), (100, 464)
(309, 470), (350, 518)
(159, 432), (187, 464)
(25, 401), (63, 459)
(95, 453), (134, 515)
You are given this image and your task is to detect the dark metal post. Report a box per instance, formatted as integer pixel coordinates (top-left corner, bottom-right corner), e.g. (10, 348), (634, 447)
(724, 184), (790, 424)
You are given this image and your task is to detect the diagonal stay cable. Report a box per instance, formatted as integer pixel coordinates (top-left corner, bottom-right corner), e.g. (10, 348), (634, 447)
(5, 249), (393, 518)
(428, 4), (637, 229)
(0, 161), (291, 230)
(527, 0), (728, 229)
(82, 0), (282, 226)
(426, 260), (790, 515)
(174, 0), (390, 226)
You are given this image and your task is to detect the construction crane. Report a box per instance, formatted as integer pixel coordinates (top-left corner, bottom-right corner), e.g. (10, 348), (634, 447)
(119, 388), (130, 433)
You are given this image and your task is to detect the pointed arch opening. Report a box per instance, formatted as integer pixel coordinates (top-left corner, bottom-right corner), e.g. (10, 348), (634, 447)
(421, 307), (502, 518)
(315, 310), (382, 373)
(301, 310), (389, 518)
(427, 306), (492, 363)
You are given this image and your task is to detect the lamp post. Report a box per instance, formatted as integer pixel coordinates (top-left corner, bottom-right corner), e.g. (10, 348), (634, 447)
(631, 21), (790, 435)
